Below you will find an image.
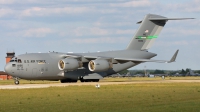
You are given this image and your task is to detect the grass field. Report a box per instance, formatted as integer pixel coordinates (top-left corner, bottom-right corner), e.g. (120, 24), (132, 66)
(1, 77), (200, 85)
(1, 82), (200, 112)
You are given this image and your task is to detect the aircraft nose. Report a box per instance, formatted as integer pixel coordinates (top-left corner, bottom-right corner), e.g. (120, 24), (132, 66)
(4, 63), (11, 74)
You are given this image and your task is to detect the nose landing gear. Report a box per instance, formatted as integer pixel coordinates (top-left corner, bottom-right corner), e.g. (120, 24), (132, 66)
(14, 77), (20, 85)
(14, 80), (19, 85)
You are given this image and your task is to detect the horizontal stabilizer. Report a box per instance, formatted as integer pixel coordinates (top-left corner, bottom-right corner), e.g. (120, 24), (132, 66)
(137, 21), (142, 24)
(137, 18), (194, 24)
(149, 18), (195, 21)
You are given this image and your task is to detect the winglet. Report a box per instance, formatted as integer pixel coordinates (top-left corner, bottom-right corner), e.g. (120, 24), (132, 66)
(168, 50), (179, 63)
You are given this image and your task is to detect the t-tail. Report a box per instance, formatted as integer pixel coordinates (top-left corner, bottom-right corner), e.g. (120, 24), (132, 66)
(189, 69), (195, 75)
(126, 14), (194, 51)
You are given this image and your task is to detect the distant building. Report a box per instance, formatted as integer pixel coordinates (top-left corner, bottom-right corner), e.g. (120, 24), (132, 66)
(0, 52), (15, 80)
(0, 71), (10, 80)
(6, 52), (15, 63)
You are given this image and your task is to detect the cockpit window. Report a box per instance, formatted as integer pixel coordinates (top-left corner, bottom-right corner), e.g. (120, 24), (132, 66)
(24, 60), (26, 63)
(10, 60), (14, 62)
(27, 60), (29, 63)
(18, 59), (22, 63)
(10, 57), (17, 62)
(31, 60), (35, 63)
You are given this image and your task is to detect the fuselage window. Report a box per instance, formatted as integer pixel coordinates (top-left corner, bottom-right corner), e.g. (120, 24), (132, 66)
(12, 64), (16, 67)
(18, 59), (22, 63)
(15, 60), (17, 62)
(24, 60), (26, 63)
(27, 60), (29, 63)
(31, 60), (35, 63)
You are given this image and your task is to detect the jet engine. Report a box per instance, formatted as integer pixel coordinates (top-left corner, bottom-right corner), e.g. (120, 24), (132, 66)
(58, 58), (82, 71)
(88, 60), (112, 72)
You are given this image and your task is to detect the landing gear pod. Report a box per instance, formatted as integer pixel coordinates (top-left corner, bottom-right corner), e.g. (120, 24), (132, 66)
(58, 58), (82, 71)
(88, 60), (112, 72)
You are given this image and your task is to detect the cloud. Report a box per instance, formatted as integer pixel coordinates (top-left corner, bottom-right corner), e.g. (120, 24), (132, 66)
(59, 26), (134, 37)
(59, 27), (110, 37)
(93, 21), (134, 27)
(111, 0), (152, 7)
(163, 27), (200, 37)
(183, 0), (200, 12)
(5, 28), (54, 38)
(154, 40), (199, 47)
(163, 0), (200, 13)
(19, 7), (90, 17)
(23, 28), (54, 37)
(0, 0), (63, 4)
(0, 6), (92, 18)
(71, 37), (129, 44)
(0, 0), (15, 4)
(0, 8), (13, 17)
(116, 29), (134, 34)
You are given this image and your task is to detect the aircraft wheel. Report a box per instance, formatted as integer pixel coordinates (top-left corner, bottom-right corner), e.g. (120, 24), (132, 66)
(80, 79), (85, 82)
(60, 80), (65, 83)
(71, 80), (77, 83)
(61, 79), (77, 83)
(94, 79), (99, 82)
(14, 80), (19, 85)
(74, 80), (77, 82)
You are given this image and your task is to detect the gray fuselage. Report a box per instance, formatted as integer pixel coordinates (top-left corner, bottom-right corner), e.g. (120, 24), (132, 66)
(4, 50), (156, 80)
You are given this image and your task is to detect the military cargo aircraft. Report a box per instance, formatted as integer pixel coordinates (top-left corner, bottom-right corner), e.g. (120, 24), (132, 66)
(4, 14), (193, 85)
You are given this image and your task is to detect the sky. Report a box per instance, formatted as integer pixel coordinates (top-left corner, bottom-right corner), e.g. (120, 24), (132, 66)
(0, 0), (200, 71)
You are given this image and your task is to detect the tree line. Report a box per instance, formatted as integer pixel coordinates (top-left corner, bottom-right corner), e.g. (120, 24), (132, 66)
(119, 68), (200, 75)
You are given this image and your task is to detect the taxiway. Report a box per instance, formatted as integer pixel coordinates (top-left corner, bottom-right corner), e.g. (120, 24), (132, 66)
(0, 80), (200, 89)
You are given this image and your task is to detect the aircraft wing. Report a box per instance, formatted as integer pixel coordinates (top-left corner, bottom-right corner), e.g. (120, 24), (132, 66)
(115, 58), (170, 63)
(115, 50), (179, 63)
(67, 50), (178, 63)
(84, 56), (99, 60)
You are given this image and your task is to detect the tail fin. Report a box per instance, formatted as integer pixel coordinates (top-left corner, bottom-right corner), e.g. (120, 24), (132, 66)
(189, 69), (195, 75)
(126, 14), (194, 50)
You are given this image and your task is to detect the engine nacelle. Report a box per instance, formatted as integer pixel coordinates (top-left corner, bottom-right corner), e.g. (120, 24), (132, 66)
(58, 58), (82, 71)
(88, 60), (112, 72)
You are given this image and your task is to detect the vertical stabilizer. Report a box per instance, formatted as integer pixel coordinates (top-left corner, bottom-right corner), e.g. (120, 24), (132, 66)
(127, 14), (166, 50)
(189, 69), (195, 75)
(126, 14), (193, 50)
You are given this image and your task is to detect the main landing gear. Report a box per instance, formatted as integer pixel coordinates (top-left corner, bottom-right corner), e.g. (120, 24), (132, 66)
(60, 79), (100, 83)
(60, 79), (77, 83)
(80, 79), (99, 82)
(14, 77), (20, 85)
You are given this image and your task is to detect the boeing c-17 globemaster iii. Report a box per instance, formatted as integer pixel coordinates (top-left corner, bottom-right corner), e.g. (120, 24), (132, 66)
(4, 14), (193, 85)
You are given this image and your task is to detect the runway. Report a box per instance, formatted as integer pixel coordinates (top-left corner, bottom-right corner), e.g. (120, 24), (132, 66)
(1, 80), (200, 89)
